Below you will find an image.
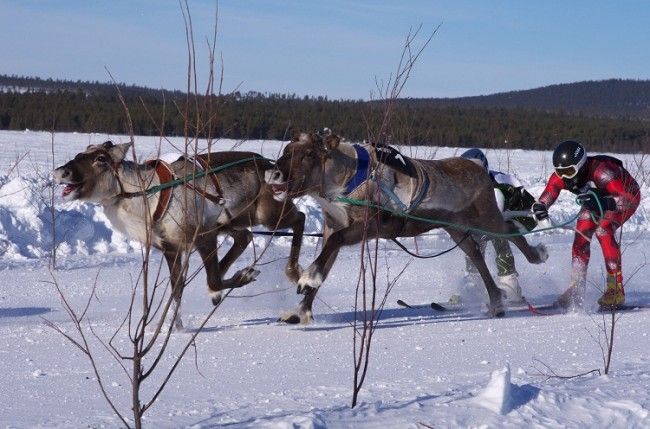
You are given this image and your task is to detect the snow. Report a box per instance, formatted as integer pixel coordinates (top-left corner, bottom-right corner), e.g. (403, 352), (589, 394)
(1, 130), (649, 428)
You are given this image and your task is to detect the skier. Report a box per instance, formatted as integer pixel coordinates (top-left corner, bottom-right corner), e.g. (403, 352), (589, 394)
(460, 148), (538, 303)
(532, 140), (640, 309)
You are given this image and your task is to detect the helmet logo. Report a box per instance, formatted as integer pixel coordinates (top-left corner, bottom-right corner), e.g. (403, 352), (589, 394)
(574, 147), (582, 157)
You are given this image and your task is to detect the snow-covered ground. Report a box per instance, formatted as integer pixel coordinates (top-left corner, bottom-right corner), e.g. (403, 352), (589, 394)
(1, 130), (649, 428)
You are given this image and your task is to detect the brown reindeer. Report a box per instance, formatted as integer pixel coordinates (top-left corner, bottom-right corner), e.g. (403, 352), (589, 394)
(53, 141), (305, 329)
(266, 132), (548, 324)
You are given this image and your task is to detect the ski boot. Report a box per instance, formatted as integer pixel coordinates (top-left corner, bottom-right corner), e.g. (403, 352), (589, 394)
(556, 274), (586, 309)
(598, 272), (625, 309)
(497, 273), (524, 304)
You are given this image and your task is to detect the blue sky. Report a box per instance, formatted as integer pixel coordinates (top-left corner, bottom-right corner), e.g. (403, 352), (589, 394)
(1, 0), (649, 99)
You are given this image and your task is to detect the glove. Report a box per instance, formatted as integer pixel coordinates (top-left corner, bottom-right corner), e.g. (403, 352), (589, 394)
(576, 192), (616, 215)
(531, 202), (548, 222)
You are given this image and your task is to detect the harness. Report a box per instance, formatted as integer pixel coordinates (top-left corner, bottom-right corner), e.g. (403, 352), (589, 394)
(182, 156), (226, 206)
(341, 144), (430, 214)
(114, 157), (226, 223)
(146, 160), (174, 222)
(344, 145), (371, 195)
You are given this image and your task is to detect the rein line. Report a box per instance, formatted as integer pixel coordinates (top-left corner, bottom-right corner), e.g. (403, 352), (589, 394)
(120, 155), (272, 198)
(115, 152), (597, 241)
(335, 196), (582, 238)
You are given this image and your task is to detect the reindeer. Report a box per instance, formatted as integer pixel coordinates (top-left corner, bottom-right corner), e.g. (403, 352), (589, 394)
(266, 132), (548, 324)
(54, 141), (305, 329)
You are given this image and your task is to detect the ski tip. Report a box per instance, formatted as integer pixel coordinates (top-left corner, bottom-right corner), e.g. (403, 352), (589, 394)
(396, 299), (413, 309)
(430, 302), (448, 311)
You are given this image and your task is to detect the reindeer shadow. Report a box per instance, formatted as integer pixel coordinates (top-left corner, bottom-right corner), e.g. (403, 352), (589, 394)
(236, 302), (562, 332)
(215, 289), (650, 332)
(0, 307), (52, 318)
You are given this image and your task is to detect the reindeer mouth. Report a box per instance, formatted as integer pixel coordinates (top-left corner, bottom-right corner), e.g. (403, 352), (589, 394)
(61, 183), (82, 199)
(270, 182), (287, 194)
(270, 182), (288, 201)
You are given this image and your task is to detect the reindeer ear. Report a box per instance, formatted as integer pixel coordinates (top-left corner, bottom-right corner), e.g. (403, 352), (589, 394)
(108, 142), (133, 163)
(290, 129), (302, 142)
(86, 141), (115, 151)
(323, 134), (340, 151)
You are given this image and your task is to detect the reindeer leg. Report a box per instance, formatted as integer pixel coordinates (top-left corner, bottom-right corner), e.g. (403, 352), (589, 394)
(297, 223), (363, 293)
(447, 228), (505, 317)
(280, 221), (339, 324)
(504, 223), (549, 264)
(280, 223), (362, 324)
(476, 207), (548, 265)
(196, 235), (224, 306)
(258, 195), (306, 283)
(162, 245), (186, 331)
(196, 231), (259, 307)
(219, 229), (259, 290)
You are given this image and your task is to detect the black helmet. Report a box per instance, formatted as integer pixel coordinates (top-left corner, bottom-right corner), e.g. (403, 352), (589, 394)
(552, 140), (587, 179)
(460, 148), (488, 170)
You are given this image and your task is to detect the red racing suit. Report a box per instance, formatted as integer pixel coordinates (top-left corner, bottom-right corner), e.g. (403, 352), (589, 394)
(538, 156), (640, 281)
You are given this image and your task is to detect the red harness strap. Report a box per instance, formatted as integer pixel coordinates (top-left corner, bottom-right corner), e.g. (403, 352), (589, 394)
(145, 160), (175, 223)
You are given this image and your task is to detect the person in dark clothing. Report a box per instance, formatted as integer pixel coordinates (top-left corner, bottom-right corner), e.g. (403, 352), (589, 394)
(461, 148), (538, 303)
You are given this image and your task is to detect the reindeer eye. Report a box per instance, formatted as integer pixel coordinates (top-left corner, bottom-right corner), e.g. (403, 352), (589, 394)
(95, 154), (108, 164)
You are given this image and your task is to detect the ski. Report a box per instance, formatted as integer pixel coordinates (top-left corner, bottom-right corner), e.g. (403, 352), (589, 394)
(520, 300), (564, 316)
(396, 299), (459, 312)
(397, 298), (561, 315)
(398, 298), (650, 316)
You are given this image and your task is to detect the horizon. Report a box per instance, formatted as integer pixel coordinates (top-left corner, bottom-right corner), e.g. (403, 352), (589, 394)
(1, 1), (649, 100)
(2, 74), (645, 102)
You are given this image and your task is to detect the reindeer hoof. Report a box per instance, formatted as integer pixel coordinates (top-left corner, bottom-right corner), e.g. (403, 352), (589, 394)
(297, 285), (316, 295)
(279, 309), (314, 324)
(234, 267), (260, 287)
(488, 299), (506, 318)
(209, 290), (223, 306)
(279, 314), (302, 324)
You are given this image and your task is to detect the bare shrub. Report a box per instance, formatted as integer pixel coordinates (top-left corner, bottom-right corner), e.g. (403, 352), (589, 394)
(352, 25), (438, 407)
(43, 3), (241, 428)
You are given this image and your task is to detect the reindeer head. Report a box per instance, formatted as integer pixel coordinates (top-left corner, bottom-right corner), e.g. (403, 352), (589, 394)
(265, 131), (341, 201)
(53, 141), (132, 203)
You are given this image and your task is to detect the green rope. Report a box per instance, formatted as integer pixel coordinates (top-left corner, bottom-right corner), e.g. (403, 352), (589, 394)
(335, 196), (582, 238)
(579, 189), (605, 222)
(142, 155), (271, 195)
(135, 153), (603, 239)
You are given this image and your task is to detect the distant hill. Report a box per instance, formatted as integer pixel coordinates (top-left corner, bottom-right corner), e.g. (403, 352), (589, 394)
(0, 74), (648, 153)
(405, 79), (650, 120)
(0, 74), (185, 100)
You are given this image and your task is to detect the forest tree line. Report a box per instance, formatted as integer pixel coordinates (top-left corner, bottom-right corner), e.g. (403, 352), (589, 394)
(1, 75), (649, 153)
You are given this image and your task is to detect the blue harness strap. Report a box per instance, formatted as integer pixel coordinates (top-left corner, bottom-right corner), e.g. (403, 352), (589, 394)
(344, 144), (370, 195)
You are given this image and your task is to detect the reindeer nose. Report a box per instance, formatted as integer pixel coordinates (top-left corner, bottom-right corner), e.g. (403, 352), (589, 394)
(265, 169), (284, 184)
(52, 166), (71, 183)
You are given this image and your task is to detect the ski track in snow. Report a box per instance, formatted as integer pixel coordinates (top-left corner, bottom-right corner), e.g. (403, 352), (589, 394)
(0, 131), (649, 428)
